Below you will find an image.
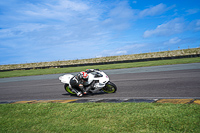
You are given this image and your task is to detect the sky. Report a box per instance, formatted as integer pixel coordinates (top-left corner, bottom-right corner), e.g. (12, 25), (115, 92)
(0, 0), (200, 65)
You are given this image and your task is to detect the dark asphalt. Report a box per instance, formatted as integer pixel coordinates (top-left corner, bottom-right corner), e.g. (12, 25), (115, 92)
(0, 63), (200, 103)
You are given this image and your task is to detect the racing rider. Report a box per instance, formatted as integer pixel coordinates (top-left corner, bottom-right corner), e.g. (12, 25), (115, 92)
(70, 71), (94, 97)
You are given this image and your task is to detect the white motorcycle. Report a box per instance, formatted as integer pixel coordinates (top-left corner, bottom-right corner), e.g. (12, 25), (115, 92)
(59, 69), (117, 96)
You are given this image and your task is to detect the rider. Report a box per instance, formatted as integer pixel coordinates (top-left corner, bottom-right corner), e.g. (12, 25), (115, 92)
(70, 71), (95, 97)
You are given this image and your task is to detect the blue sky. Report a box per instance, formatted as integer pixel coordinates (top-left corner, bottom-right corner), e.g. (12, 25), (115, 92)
(0, 0), (200, 65)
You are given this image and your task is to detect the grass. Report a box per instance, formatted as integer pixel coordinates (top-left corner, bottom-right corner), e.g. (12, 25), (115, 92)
(0, 102), (199, 133)
(0, 57), (200, 78)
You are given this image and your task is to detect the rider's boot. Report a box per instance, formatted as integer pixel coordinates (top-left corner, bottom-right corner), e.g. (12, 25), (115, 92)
(72, 88), (83, 97)
(82, 88), (87, 94)
(77, 92), (83, 97)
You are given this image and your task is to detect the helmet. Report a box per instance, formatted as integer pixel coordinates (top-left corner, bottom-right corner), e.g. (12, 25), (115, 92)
(80, 71), (89, 80)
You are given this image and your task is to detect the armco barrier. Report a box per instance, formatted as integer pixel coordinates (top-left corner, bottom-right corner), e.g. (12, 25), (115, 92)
(1, 54), (200, 72)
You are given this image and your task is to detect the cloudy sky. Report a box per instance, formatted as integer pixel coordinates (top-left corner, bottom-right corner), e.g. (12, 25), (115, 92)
(0, 0), (200, 65)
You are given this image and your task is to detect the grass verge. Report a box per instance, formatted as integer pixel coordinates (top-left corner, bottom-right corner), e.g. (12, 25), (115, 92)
(0, 57), (200, 78)
(0, 103), (199, 133)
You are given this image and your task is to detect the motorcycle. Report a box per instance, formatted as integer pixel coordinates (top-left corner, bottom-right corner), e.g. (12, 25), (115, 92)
(59, 69), (117, 96)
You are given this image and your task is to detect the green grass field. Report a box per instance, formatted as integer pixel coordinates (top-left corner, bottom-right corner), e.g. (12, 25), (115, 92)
(0, 103), (199, 133)
(0, 57), (200, 78)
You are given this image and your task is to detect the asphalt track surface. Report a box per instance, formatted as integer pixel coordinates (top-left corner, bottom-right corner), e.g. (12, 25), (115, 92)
(0, 63), (200, 103)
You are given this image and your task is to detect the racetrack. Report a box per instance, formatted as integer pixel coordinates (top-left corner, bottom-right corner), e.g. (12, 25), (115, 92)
(0, 63), (200, 103)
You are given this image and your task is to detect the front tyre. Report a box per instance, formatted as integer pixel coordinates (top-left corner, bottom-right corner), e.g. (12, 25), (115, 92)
(64, 84), (76, 95)
(102, 81), (117, 93)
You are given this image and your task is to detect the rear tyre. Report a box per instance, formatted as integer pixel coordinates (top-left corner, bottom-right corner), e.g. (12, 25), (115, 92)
(102, 81), (117, 93)
(64, 84), (76, 94)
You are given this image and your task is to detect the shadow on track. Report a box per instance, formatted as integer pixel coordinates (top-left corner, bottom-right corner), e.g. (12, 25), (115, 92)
(62, 91), (107, 98)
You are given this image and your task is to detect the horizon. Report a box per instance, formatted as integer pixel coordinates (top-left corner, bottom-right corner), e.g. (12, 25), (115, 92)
(0, 0), (200, 65)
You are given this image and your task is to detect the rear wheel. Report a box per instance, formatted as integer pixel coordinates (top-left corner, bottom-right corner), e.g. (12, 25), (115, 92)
(102, 81), (117, 93)
(64, 84), (76, 94)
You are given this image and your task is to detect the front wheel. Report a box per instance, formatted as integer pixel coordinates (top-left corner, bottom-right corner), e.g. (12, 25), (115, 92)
(102, 81), (117, 93)
(64, 84), (76, 94)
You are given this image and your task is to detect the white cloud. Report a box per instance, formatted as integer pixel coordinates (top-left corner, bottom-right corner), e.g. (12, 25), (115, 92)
(0, 0), (112, 63)
(191, 19), (200, 31)
(169, 37), (181, 44)
(132, 1), (137, 4)
(57, 0), (89, 11)
(109, 1), (134, 19)
(164, 37), (181, 45)
(186, 8), (200, 15)
(143, 18), (185, 38)
(102, 1), (135, 30)
(139, 3), (175, 18)
(97, 43), (146, 57)
(196, 20), (200, 31)
(139, 3), (167, 17)
(23, 0), (90, 22)
(144, 18), (200, 38)
(0, 0), (106, 44)
(116, 50), (127, 55)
